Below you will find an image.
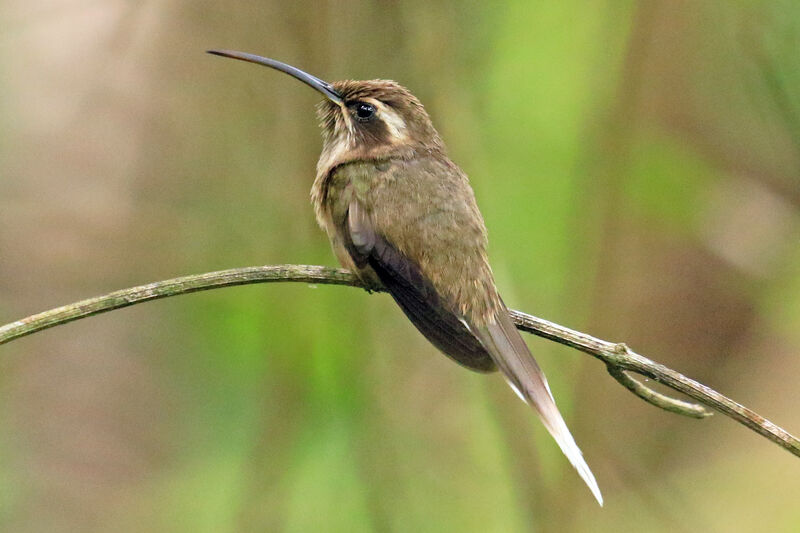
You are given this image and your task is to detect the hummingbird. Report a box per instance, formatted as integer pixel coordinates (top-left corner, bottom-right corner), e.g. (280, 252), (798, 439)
(208, 49), (602, 505)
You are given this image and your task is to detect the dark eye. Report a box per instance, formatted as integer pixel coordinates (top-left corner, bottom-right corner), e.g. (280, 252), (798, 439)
(355, 102), (375, 121)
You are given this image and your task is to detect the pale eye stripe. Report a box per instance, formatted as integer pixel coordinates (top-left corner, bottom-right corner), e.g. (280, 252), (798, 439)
(366, 98), (408, 140)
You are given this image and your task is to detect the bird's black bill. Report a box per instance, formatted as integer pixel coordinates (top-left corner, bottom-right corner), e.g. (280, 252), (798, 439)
(207, 49), (343, 105)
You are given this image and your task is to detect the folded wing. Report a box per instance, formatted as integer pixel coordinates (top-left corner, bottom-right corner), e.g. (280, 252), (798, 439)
(346, 201), (495, 372)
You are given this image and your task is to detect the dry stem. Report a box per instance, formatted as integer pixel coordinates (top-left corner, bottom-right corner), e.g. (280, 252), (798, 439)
(1, 264), (798, 458)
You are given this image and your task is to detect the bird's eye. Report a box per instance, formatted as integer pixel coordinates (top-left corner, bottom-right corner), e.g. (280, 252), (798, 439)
(355, 102), (376, 121)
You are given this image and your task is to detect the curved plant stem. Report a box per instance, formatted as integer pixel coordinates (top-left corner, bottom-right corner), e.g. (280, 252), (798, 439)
(1, 264), (798, 458)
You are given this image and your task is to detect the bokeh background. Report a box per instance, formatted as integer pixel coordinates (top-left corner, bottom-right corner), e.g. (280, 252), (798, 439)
(2, 1), (800, 531)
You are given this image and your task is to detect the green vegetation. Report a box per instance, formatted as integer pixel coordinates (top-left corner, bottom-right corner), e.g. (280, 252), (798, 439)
(1, 1), (798, 531)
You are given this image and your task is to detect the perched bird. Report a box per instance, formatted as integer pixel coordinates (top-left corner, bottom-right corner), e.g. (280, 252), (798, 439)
(208, 49), (602, 505)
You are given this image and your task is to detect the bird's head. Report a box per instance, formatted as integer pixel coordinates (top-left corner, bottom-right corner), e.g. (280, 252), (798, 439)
(208, 50), (444, 170)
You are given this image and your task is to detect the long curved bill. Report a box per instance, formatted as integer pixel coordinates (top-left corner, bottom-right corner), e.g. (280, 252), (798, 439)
(207, 49), (343, 105)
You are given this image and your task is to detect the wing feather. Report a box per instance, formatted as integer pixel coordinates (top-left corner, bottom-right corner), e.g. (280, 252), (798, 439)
(346, 201), (495, 372)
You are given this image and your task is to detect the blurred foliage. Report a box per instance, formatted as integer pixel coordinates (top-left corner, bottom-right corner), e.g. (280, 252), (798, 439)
(1, 1), (799, 532)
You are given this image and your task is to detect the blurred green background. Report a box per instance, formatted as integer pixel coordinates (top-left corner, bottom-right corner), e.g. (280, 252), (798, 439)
(2, 1), (800, 531)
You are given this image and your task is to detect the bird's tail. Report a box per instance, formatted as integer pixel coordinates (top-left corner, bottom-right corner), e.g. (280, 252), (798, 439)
(474, 306), (603, 506)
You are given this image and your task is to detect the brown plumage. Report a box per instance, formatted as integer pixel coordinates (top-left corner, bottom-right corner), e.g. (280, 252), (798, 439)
(208, 50), (603, 505)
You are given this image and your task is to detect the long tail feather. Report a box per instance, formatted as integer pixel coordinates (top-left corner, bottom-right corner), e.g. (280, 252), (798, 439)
(474, 308), (603, 506)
